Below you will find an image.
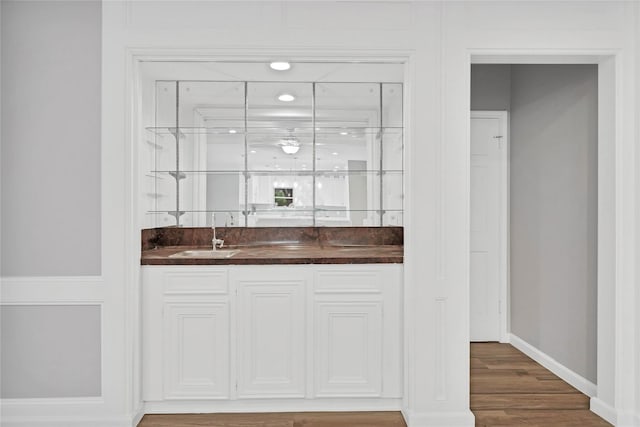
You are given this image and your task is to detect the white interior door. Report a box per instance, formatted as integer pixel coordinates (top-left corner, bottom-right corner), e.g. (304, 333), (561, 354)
(470, 111), (507, 342)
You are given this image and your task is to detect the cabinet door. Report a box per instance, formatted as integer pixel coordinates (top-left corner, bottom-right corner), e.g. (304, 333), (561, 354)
(164, 302), (229, 399)
(314, 301), (383, 397)
(236, 279), (306, 398)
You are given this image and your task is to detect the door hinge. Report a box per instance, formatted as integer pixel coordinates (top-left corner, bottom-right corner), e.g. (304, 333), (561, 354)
(494, 135), (503, 149)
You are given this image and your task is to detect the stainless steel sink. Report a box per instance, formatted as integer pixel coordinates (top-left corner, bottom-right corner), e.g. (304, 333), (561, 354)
(169, 249), (239, 259)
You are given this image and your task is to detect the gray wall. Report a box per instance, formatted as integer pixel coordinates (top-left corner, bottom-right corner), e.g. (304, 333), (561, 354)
(1, 305), (102, 398)
(471, 64), (598, 383)
(0, 1), (103, 400)
(1, 0), (101, 276)
(509, 65), (598, 382)
(471, 64), (511, 111)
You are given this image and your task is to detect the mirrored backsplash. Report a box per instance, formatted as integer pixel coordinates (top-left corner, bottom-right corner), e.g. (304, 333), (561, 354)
(142, 76), (403, 228)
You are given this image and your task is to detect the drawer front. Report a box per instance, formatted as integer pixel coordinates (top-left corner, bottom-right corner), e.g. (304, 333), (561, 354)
(163, 269), (228, 294)
(314, 268), (383, 294)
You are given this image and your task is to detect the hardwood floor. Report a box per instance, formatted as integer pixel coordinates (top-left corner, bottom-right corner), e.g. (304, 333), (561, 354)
(138, 411), (407, 427)
(138, 343), (611, 427)
(471, 342), (611, 426)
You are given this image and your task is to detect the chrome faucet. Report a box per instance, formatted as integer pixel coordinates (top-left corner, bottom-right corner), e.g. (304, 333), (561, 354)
(211, 213), (224, 250)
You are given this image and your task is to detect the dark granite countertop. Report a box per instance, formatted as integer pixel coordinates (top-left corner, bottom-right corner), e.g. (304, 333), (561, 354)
(141, 243), (403, 265)
(141, 227), (403, 265)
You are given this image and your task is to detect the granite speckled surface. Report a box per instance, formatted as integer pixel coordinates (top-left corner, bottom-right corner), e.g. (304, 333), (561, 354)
(141, 227), (403, 265)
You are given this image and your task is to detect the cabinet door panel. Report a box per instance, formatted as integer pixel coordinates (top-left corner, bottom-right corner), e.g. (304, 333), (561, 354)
(314, 302), (382, 397)
(237, 281), (305, 398)
(164, 303), (229, 399)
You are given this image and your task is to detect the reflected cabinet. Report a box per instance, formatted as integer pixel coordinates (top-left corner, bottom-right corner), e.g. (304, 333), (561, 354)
(144, 80), (403, 227)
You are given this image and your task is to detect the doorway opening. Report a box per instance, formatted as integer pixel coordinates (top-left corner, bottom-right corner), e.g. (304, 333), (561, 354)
(469, 62), (609, 424)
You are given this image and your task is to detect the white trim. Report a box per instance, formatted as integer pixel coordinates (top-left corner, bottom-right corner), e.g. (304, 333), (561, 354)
(469, 110), (509, 344)
(0, 416), (136, 427)
(144, 398), (403, 414)
(0, 276), (104, 304)
(471, 52), (615, 65)
(1, 397), (104, 407)
(127, 48), (413, 422)
(401, 408), (475, 427)
(590, 397), (617, 426)
(469, 49), (636, 423)
(0, 397), (140, 427)
(509, 333), (597, 397)
(132, 407), (145, 427)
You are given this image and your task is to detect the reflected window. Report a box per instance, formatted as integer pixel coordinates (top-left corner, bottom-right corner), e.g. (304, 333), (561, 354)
(274, 188), (294, 207)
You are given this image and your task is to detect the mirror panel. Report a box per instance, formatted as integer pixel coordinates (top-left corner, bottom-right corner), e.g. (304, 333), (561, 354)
(382, 128), (403, 171)
(144, 71), (403, 228)
(382, 83), (403, 128)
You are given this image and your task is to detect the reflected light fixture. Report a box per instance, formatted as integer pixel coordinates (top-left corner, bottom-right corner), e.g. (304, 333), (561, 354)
(280, 136), (300, 154)
(270, 61), (291, 71)
(278, 93), (295, 102)
(228, 129), (237, 134)
(281, 144), (300, 155)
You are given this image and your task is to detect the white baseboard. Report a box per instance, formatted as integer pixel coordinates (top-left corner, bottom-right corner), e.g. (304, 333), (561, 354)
(132, 407), (145, 426)
(590, 397), (617, 425)
(1, 397), (143, 427)
(508, 333), (597, 397)
(0, 415), (134, 427)
(613, 411), (640, 427)
(401, 408), (475, 427)
(145, 398), (403, 414)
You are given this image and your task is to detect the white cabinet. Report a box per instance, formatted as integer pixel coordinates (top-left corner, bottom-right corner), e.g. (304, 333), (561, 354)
(313, 266), (403, 398)
(142, 263), (402, 408)
(142, 267), (230, 401)
(314, 301), (383, 396)
(164, 303), (229, 399)
(234, 270), (308, 397)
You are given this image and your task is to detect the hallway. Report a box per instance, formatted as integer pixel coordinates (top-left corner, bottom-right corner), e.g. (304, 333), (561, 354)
(471, 342), (611, 426)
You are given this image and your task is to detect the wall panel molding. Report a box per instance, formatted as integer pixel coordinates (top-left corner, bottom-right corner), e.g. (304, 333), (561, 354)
(434, 297), (447, 401)
(0, 276), (104, 304)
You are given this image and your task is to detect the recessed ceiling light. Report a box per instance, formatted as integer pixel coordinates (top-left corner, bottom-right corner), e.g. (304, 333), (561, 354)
(339, 131), (348, 136)
(250, 150), (257, 154)
(229, 129), (237, 134)
(278, 93), (295, 102)
(270, 61), (291, 71)
(332, 152), (339, 156)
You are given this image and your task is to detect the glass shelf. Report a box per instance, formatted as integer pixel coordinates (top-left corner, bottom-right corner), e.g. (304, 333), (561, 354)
(145, 126), (403, 137)
(149, 169), (403, 176)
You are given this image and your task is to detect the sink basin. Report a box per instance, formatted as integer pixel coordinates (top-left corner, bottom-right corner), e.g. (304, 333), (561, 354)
(169, 249), (239, 259)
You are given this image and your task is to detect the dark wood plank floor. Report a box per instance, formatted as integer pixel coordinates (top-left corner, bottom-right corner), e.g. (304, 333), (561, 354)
(471, 342), (612, 426)
(138, 343), (611, 426)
